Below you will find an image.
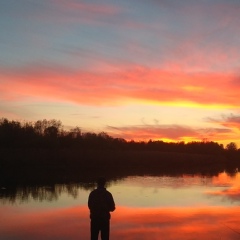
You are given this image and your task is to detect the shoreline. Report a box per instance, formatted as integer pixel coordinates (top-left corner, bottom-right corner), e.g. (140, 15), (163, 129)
(1, 148), (239, 186)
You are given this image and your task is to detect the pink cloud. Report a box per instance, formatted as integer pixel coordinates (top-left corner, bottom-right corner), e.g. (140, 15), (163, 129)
(16, 0), (122, 32)
(107, 124), (199, 141)
(55, 0), (121, 15)
(154, 3), (240, 74)
(208, 114), (240, 130)
(1, 65), (239, 108)
(106, 124), (233, 142)
(41, 0), (122, 26)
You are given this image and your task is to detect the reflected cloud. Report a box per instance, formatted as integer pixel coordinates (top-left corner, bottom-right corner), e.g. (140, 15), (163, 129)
(1, 173), (240, 239)
(207, 188), (240, 202)
(211, 172), (240, 187)
(1, 205), (240, 240)
(206, 172), (240, 202)
(0, 205), (90, 240)
(114, 206), (240, 240)
(2, 173), (240, 204)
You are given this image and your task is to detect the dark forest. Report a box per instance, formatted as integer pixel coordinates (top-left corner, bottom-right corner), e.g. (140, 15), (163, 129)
(0, 118), (239, 186)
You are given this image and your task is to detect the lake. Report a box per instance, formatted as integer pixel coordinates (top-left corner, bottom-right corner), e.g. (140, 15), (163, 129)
(1, 171), (240, 240)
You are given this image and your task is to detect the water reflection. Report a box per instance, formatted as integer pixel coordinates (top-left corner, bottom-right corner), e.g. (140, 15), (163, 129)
(206, 172), (240, 203)
(1, 172), (240, 240)
(1, 205), (240, 239)
(0, 180), (119, 204)
(1, 173), (240, 205)
(0, 184), (87, 204)
(113, 206), (240, 239)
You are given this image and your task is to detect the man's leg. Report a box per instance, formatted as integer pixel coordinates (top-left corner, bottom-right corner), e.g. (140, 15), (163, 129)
(100, 219), (110, 240)
(91, 219), (100, 240)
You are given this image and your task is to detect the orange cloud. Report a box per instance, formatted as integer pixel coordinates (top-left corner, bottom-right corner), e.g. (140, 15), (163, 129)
(106, 124), (232, 143)
(1, 65), (239, 108)
(206, 114), (240, 144)
(107, 124), (200, 141)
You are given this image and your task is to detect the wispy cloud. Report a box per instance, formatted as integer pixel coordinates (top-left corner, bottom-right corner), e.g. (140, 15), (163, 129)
(207, 114), (240, 130)
(106, 124), (231, 142)
(31, 0), (122, 25)
(55, 0), (120, 15)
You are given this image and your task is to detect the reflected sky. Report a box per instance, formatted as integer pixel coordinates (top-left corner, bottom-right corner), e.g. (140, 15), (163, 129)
(1, 205), (240, 240)
(108, 173), (240, 207)
(1, 172), (240, 239)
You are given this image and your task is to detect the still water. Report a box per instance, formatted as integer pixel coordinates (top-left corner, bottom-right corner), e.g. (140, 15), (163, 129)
(0, 172), (240, 240)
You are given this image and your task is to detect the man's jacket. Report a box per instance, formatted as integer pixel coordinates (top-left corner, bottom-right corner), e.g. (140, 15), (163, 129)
(88, 187), (115, 220)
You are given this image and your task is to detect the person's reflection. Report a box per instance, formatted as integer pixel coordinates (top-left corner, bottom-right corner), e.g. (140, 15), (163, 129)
(88, 177), (115, 240)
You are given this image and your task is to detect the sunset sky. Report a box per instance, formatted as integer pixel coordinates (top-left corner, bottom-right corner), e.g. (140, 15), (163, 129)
(1, 0), (240, 146)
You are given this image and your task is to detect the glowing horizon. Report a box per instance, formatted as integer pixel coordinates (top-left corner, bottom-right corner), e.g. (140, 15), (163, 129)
(1, 0), (240, 147)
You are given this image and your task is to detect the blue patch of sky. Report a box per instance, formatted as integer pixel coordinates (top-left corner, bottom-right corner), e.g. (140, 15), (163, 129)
(1, 0), (240, 72)
(0, 0), (60, 68)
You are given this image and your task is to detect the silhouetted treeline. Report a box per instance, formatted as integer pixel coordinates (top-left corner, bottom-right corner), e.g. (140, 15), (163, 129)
(1, 117), (240, 187)
(0, 118), (239, 156)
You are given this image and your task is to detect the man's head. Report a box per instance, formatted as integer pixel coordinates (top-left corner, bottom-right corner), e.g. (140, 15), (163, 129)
(97, 177), (106, 188)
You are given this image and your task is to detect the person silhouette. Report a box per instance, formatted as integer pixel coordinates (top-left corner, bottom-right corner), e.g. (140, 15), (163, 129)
(88, 177), (115, 240)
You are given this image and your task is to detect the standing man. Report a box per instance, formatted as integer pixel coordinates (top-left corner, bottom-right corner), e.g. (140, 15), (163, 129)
(88, 177), (115, 240)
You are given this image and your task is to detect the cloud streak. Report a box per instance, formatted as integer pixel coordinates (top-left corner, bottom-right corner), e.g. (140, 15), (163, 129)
(1, 65), (240, 108)
(208, 114), (240, 130)
(106, 123), (232, 142)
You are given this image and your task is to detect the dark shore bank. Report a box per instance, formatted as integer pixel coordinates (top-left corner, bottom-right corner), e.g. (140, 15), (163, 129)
(0, 118), (239, 186)
(0, 148), (239, 186)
